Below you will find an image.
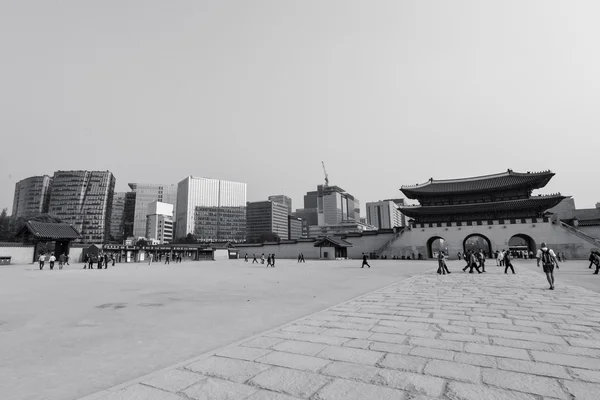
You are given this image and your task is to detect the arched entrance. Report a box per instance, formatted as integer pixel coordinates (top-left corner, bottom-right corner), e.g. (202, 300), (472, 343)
(509, 234), (536, 253)
(427, 236), (447, 258)
(463, 234), (492, 257)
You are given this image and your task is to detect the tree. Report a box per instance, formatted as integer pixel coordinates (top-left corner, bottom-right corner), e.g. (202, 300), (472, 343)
(257, 232), (281, 243)
(178, 233), (199, 244)
(0, 208), (11, 241)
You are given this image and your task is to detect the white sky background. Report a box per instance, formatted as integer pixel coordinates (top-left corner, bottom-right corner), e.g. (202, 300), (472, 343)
(1, 1), (599, 213)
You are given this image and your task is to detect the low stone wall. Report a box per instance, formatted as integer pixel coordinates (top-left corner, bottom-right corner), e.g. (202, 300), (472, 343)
(0, 244), (35, 264)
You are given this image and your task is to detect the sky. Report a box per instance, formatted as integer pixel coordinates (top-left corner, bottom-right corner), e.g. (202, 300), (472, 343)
(1, 1), (599, 214)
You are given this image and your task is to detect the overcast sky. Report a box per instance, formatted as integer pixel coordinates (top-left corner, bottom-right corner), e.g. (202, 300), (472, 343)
(1, 1), (599, 214)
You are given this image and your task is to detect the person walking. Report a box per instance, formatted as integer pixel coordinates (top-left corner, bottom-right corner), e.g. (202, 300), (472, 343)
(300, 253), (305, 263)
(298, 253), (302, 263)
(83, 253), (89, 269)
(361, 253), (371, 268)
(478, 250), (486, 272)
(48, 253), (56, 270)
(457, 252), (462, 261)
(463, 251), (482, 273)
(39, 253), (46, 270)
(498, 250), (505, 267)
(58, 253), (66, 270)
(537, 242), (559, 290)
(260, 253), (265, 264)
(592, 251), (600, 274)
(271, 254), (276, 268)
(504, 250), (515, 274)
(148, 253), (153, 265)
(437, 251), (450, 274)
(111, 253), (115, 267)
(165, 254), (170, 265)
(462, 250), (471, 272)
(98, 254), (103, 269)
(252, 254), (258, 264)
(65, 253), (70, 266)
(589, 250), (598, 269)
(244, 254), (248, 262)
(89, 254), (94, 270)
(266, 254), (272, 267)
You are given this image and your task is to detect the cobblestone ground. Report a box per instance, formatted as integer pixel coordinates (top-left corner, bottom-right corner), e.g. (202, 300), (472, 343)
(86, 267), (600, 400)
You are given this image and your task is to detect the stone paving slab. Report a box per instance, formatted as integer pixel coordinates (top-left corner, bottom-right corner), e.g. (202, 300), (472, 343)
(85, 268), (600, 400)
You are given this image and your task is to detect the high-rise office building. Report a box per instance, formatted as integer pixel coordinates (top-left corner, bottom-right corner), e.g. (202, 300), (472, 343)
(268, 195), (292, 215)
(246, 200), (289, 242)
(122, 192), (136, 239)
(146, 201), (174, 244)
(288, 215), (303, 240)
(128, 183), (177, 238)
(109, 192), (127, 242)
(176, 176), (247, 241)
(47, 170), (115, 243)
(366, 199), (405, 229)
(317, 185), (360, 225)
(12, 175), (53, 218)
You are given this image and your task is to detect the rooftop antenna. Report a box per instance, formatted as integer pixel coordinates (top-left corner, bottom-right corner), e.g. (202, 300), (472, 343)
(321, 161), (329, 187)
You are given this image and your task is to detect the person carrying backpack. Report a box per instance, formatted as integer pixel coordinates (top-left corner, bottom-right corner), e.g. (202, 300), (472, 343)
(592, 251), (600, 275)
(536, 242), (559, 290)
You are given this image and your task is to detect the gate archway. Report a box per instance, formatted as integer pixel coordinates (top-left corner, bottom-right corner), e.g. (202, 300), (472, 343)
(509, 234), (536, 253)
(427, 236), (447, 259)
(463, 233), (492, 257)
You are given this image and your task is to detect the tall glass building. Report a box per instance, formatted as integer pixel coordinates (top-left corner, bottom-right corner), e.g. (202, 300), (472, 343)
(246, 201), (289, 242)
(109, 192), (127, 242)
(122, 192), (136, 239)
(176, 176), (247, 241)
(12, 175), (53, 218)
(128, 183), (177, 238)
(47, 170), (116, 243)
(317, 185), (360, 225)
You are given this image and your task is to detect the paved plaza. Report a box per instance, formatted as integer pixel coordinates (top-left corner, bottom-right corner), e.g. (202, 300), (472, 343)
(0, 259), (426, 400)
(2, 259), (600, 400)
(81, 260), (600, 400)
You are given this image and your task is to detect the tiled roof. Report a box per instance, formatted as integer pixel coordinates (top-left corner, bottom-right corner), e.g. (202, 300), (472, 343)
(401, 170), (554, 198)
(21, 221), (80, 240)
(313, 236), (353, 248)
(399, 195), (566, 217)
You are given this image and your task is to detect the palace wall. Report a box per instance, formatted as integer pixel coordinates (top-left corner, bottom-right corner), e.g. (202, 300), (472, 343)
(383, 221), (599, 259)
(0, 244), (35, 264)
(344, 233), (395, 258)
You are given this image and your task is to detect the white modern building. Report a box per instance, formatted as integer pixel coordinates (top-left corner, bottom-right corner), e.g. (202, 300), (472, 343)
(175, 177), (247, 240)
(366, 199), (405, 230)
(128, 183), (177, 238)
(146, 201), (174, 244)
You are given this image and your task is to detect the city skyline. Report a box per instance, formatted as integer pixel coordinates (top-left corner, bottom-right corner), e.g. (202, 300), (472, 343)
(1, 2), (599, 218)
(4, 167), (598, 220)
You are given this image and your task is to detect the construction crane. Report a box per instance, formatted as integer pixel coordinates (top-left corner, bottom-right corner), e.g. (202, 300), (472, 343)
(321, 161), (329, 187)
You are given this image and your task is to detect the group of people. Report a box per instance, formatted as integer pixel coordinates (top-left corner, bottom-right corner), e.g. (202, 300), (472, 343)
(441, 243), (561, 290)
(38, 253), (69, 270)
(246, 253), (276, 267)
(147, 253), (183, 265)
(83, 252), (116, 269)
